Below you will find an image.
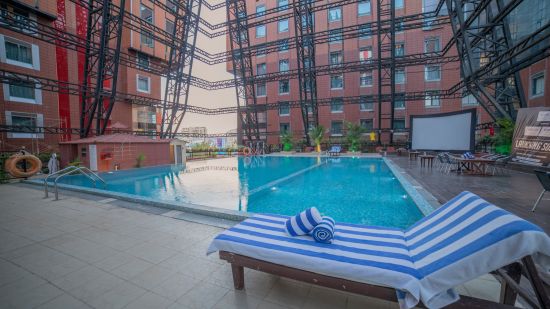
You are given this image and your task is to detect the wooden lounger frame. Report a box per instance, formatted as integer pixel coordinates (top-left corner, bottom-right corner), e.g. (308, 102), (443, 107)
(219, 251), (550, 309)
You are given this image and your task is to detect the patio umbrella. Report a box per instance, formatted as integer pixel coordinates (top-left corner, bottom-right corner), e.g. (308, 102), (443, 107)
(48, 153), (59, 174)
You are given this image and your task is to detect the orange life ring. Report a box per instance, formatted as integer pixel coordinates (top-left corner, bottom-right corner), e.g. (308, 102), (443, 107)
(243, 147), (252, 156)
(5, 154), (42, 178)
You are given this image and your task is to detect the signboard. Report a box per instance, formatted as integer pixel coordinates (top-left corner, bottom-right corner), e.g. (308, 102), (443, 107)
(511, 107), (550, 167)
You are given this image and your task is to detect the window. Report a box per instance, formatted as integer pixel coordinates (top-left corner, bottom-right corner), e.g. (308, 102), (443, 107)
(278, 0), (289, 10)
(137, 52), (149, 69)
(360, 97), (374, 111)
(256, 5), (265, 16)
(4, 81), (41, 104)
(256, 63), (266, 75)
(359, 47), (372, 62)
(279, 59), (289, 72)
(395, 0), (404, 9)
(395, 42), (405, 57)
(279, 102), (290, 115)
(393, 119), (405, 129)
(394, 94), (405, 109)
(81, 147), (87, 157)
(256, 25), (266, 38)
(2, 36), (39, 70)
(396, 21), (405, 32)
(360, 72), (373, 87)
(301, 13), (315, 28)
(278, 19), (289, 33)
(462, 93), (478, 105)
(359, 24), (372, 39)
(331, 75), (344, 89)
(13, 7), (30, 30)
(256, 45), (267, 57)
(425, 91), (441, 107)
(425, 65), (441, 81)
(360, 119), (373, 131)
(531, 73), (545, 97)
(256, 82), (266, 96)
(358, 1), (371, 16)
(140, 4), (153, 23)
(331, 121), (344, 135)
(280, 123), (290, 134)
(424, 37), (440, 53)
(395, 68), (405, 84)
(423, 0), (439, 29)
(166, 0), (177, 12)
(166, 20), (175, 34)
(329, 51), (343, 66)
(141, 31), (153, 48)
(278, 39), (289, 52)
(5, 111), (43, 138)
(279, 80), (290, 94)
(329, 29), (343, 44)
(328, 7), (342, 22)
(137, 75), (150, 93)
(331, 98), (343, 113)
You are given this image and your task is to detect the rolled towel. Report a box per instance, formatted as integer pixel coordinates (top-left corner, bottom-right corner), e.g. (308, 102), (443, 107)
(285, 207), (323, 236)
(311, 216), (336, 243)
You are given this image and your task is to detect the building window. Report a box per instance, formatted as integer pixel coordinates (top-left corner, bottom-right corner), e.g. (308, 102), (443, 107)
(256, 25), (266, 38)
(329, 51), (343, 66)
(360, 119), (373, 131)
(256, 45), (267, 57)
(359, 47), (372, 63)
(462, 93), (478, 105)
(358, 1), (371, 16)
(360, 72), (373, 87)
(1, 36), (39, 70)
(395, 0), (404, 9)
(166, 19), (175, 34)
(256, 4), (266, 16)
(425, 91), (441, 107)
(394, 94), (405, 109)
(331, 121), (344, 135)
(331, 98), (344, 113)
(140, 4), (153, 23)
(331, 75), (344, 89)
(395, 68), (405, 84)
(359, 24), (372, 39)
(328, 7), (342, 22)
(396, 21), (405, 32)
(329, 29), (343, 44)
(531, 73), (545, 97)
(394, 119), (406, 129)
(279, 102), (290, 115)
(278, 39), (289, 52)
(166, 0), (177, 11)
(279, 80), (290, 94)
(301, 13), (315, 28)
(5, 111), (43, 138)
(423, 0), (439, 29)
(136, 75), (150, 93)
(280, 123), (290, 134)
(360, 97), (374, 111)
(4, 81), (41, 104)
(141, 31), (154, 48)
(425, 65), (441, 81)
(279, 59), (289, 72)
(278, 0), (289, 10)
(424, 36), (440, 53)
(256, 82), (266, 96)
(395, 42), (405, 57)
(256, 63), (266, 75)
(137, 52), (149, 69)
(278, 19), (289, 33)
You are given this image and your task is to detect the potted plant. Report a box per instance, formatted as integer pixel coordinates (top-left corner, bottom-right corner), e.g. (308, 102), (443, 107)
(135, 153), (146, 168)
(308, 125), (326, 153)
(345, 122), (365, 153)
(281, 132), (294, 152)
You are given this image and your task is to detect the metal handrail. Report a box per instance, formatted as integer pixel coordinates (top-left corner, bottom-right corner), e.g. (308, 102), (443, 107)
(44, 166), (107, 200)
(44, 166), (79, 198)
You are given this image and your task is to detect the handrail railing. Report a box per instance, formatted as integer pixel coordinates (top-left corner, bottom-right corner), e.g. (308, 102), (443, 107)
(44, 166), (107, 200)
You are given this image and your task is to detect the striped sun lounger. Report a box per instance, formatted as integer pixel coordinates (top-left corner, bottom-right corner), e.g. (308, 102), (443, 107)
(207, 192), (550, 308)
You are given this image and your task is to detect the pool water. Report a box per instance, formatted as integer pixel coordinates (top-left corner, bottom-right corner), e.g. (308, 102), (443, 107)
(54, 156), (424, 228)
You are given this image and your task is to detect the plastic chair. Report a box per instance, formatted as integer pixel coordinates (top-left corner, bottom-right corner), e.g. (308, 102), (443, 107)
(532, 170), (550, 212)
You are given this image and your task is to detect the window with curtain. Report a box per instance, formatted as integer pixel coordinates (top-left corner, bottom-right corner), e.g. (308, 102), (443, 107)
(5, 41), (32, 64)
(9, 82), (35, 99)
(328, 7), (342, 21)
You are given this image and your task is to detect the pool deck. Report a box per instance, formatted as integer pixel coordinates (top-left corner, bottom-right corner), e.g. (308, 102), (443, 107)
(0, 183), (505, 309)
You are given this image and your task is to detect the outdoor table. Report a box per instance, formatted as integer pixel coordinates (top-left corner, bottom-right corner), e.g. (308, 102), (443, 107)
(454, 157), (496, 175)
(409, 151), (420, 160)
(419, 155), (435, 168)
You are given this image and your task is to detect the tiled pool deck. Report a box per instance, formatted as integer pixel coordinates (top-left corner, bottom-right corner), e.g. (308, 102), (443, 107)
(0, 183), (506, 309)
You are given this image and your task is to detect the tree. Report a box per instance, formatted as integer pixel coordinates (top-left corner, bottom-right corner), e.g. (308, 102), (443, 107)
(308, 125), (325, 152)
(345, 121), (365, 152)
(494, 118), (514, 154)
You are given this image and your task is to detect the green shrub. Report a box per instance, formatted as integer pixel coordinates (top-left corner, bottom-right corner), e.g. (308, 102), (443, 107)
(136, 153), (146, 168)
(281, 132), (293, 151)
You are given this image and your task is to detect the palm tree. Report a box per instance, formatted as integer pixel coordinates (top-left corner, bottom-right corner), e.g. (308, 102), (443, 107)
(280, 131), (294, 151)
(308, 125), (325, 152)
(345, 122), (365, 152)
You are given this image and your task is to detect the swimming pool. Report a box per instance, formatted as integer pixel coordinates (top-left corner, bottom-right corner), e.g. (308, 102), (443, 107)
(51, 156), (425, 228)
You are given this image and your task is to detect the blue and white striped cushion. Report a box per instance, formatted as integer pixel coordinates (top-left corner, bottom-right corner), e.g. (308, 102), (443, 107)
(207, 192), (550, 309)
(284, 207), (323, 236)
(311, 216), (336, 243)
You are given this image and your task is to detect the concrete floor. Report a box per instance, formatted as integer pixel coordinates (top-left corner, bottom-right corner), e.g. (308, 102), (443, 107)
(0, 184), (501, 309)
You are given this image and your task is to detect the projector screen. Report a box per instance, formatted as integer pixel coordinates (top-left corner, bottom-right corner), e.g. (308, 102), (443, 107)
(410, 109), (476, 152)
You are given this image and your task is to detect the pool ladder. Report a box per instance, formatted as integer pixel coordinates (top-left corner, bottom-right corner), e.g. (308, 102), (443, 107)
(44, 166), (107, 200)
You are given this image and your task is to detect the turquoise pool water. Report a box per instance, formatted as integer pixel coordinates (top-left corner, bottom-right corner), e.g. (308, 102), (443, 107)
(53, 157), (424, 228)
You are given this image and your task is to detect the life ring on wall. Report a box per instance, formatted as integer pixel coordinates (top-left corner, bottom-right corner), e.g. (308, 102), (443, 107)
(5, 153), (42, 178)
(243, 147), (252, 156)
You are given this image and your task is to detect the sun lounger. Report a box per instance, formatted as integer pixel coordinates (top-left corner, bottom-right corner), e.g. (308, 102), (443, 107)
(328, 145), (342, 156)
(207, 191), (550, 309)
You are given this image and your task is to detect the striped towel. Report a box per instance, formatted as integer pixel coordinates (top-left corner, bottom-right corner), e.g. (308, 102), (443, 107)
(207, 192), (550, 309)
(284, 207), (323, 236)
(311, 216), (336, 243)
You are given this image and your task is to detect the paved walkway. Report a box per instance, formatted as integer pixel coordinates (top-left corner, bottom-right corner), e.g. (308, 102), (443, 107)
(0, 184), (500, 309)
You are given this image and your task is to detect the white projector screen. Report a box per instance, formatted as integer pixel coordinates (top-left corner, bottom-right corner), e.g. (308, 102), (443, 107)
(410, 110), (476, 151)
